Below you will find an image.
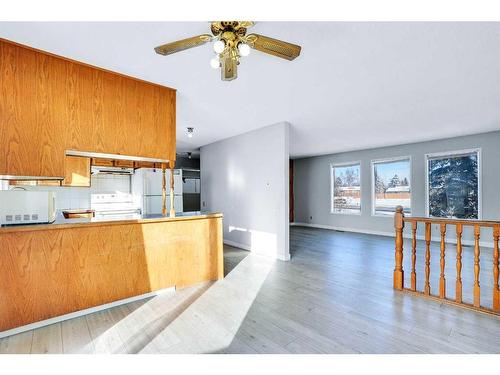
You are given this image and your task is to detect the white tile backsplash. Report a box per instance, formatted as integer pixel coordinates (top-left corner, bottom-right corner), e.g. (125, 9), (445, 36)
(90, 174), (131, 194)
(6, 174), (132, 211)
(90, 175), (134, 212)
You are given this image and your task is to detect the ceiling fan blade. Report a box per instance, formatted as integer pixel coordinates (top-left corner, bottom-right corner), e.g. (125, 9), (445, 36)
(245, 34), (301, 61)
(234, 21), (255, 30)
(154, 34), (212, 56)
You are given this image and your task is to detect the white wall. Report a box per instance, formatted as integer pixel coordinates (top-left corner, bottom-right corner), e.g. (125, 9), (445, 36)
(201, 122), (290, 261)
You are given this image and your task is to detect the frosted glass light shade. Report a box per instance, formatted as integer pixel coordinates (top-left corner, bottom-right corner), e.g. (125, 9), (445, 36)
(238, 43), (251, 57)
(213, 40), (225, 54)
(210, 56), (220, 69)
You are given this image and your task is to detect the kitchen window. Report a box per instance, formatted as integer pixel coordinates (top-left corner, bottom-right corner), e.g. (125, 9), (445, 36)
(372, 157), (411, 216)
(331, 162), (361, 214)
(426, 149), (481, 219)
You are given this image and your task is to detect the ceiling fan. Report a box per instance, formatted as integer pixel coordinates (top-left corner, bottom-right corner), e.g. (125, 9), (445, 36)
(154, 21), (301, 81)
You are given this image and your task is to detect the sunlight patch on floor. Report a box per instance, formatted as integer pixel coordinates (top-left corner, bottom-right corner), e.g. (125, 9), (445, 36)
(139, 253), (275, 353)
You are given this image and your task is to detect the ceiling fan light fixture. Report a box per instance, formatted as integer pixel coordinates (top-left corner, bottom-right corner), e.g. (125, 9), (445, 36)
(238, 43), (250, 57)
(210, 56), (220, 69)
(186, 127), (194, 138)
(154, 22), (301, 81)
(213, 40), (225, 54)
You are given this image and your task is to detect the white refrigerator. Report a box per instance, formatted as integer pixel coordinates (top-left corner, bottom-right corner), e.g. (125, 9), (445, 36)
(132, 168), (183, 215)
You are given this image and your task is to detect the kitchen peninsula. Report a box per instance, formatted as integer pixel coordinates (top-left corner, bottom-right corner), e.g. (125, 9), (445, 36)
(0, 212), (223, 336)
(0, 38), (224, 337)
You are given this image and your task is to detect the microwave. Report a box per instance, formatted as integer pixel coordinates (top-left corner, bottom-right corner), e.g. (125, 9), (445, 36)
(0, 191), (56, 225)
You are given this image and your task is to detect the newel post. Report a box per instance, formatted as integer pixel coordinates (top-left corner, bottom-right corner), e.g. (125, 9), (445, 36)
(393, 205), (405, 290)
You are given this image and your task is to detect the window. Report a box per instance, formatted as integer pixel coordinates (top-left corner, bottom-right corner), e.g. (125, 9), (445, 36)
(331, 162), (361, 214)
(426, 149), (481, 219)
(372, 157), (411, 216)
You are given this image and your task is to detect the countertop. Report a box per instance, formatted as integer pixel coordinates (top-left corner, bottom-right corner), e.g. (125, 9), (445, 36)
(0, 211), (223, 233)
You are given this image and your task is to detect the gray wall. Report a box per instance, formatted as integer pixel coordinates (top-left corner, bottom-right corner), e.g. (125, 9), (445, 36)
(294, 130), (500, 244)
(201, 122), (290, 260)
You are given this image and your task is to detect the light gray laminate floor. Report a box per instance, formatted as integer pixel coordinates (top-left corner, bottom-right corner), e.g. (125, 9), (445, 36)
(1, 226), (500, 354)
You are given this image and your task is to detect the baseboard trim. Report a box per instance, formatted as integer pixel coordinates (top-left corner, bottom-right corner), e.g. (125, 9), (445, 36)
(223, 240), (291, 261)
(291, 222), (395, 238)
(224, 239), (252, 252)
(0, 286), (176, 339)
(291, 222), (493, 248)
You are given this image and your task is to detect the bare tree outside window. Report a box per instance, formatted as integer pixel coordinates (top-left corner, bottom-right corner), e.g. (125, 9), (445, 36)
(372, 158), (411, 216)
(331, 163), (361, 214)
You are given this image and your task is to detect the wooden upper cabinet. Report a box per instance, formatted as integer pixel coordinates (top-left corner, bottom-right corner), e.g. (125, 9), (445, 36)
(113, 159), (135, 168)
(91, 158), (114, 167)
(0, 38), (176, 179)
(91, 158), (135, 168)
(0, 41), (67, 177)
(66, 65), (176, 160)
(62, 156), (91, 187)
(134, 161), (157, 169)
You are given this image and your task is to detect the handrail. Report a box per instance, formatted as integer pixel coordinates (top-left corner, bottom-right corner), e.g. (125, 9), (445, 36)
(393, 206), (500, 316)
(403, 216), (500, 227)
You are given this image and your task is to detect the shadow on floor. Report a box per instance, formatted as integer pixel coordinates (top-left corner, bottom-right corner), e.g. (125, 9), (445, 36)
(224, 245), (250, 276)
(124, 246), (250, 353)
(123, 282), (214, 354)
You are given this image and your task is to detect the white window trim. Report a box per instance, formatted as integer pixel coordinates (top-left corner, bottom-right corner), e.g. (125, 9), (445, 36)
(330, 161), (362, 216)
(425, 148), (482, 220)
(370, 156), (412, 218)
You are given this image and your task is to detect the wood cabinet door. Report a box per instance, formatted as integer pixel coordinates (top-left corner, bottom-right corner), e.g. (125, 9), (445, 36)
(114, 159), (134, 168)
(0, 40), (66, 178)
(91, 158), (114, 167)
(62, 156), (91, 187)
(134, 161), (156, 169)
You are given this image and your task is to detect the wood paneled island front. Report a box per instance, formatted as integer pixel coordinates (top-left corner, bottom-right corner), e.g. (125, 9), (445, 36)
(0, 213), (223, 336)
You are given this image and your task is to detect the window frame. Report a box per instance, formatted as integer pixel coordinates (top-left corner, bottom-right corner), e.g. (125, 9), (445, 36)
(330, 161), (362, 216)
(370, 155), (412, 218)
(424, 148), (482, 220)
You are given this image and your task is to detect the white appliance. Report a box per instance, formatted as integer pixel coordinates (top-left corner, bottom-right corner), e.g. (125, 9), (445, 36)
(143, 169), (182, 195)
(132, 168), (183, 215)
(91, 165), (134, 175)
(0, 191), (56, 225)
(183, 178), (201, 194)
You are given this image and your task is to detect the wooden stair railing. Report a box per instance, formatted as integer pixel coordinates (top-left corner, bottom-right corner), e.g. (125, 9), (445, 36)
(393, 206), (500, 316)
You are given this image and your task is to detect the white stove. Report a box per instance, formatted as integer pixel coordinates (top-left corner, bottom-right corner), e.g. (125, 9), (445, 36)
(91, 193), (141, 218)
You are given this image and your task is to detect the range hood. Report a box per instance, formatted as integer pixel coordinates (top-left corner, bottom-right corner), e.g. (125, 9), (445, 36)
(91, 166), (134, 176)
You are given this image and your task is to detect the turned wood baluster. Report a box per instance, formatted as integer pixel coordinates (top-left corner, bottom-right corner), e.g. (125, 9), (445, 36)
(493, 226), (500, 312)
(424, 222), (431, 295)
(411, 221), (417, 291)
(161, 163), (167, 216)
(439, 223), (446, 299)
(169, 162), (176, 217)
(393, 206), (404, 290)
(473, 225), (481, 307)
(455, 224), (463, 303)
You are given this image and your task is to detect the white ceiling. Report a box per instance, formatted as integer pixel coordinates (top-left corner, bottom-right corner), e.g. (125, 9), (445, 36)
(2, 22), (500, 158)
